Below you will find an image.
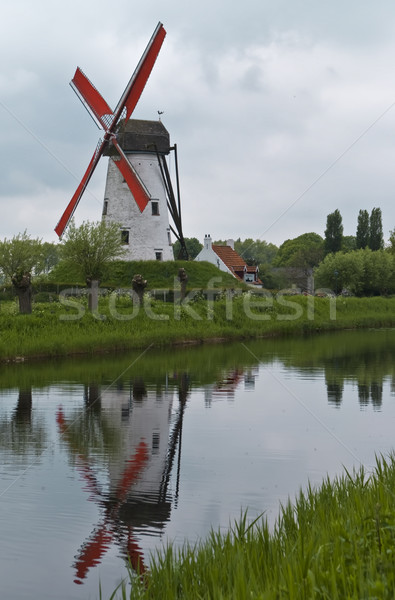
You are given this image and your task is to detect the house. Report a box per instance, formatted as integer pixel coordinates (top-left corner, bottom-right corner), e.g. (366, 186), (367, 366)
(195, 234), (261, 285)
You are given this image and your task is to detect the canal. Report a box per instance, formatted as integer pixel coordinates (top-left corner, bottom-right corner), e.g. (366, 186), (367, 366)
(1, 328), (395, 599)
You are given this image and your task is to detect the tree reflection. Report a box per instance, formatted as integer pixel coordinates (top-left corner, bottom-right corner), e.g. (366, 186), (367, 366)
(326, 380), (343, 408)
(358, 384), (370, 408)
(0, 387), (46, 458)
(370, 382), (383, 410)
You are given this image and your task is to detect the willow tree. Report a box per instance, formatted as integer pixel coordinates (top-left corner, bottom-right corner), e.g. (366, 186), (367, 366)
(0, 231), (43, 313)
(60, 220), (125, 311)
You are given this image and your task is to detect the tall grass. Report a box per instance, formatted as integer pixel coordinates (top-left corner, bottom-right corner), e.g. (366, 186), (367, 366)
(121, 454), (395, 599)
(1, 294), (395, 362)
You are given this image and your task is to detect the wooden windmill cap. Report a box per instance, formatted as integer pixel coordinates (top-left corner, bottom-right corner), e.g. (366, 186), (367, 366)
(104, 118), (170, 156)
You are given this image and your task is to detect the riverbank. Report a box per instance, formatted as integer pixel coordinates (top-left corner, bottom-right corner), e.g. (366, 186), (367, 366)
(1, 294), (395, 362)
(121, 454), (395, 599)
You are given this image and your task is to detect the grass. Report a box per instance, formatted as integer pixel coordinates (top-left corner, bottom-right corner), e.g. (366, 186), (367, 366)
(2, 294), (395, 362)
(114, 454), (395, 599)
(48, 259), (244, 290)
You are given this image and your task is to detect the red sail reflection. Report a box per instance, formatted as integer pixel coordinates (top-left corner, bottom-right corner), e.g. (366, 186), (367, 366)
(56, 406), (149, 584)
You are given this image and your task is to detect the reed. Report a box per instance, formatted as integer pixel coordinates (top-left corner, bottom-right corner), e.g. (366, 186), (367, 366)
(122, 454), (395, 599)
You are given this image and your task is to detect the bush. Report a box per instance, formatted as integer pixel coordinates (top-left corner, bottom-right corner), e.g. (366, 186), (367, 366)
(314, 249), (395, 296)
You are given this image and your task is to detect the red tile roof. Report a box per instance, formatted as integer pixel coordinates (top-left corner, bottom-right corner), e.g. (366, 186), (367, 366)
(212, 245), (261, 284)
(212, 245), (247, 269)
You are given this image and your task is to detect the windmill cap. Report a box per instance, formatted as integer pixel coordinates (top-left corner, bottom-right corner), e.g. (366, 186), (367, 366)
(104, 118), (170, 156)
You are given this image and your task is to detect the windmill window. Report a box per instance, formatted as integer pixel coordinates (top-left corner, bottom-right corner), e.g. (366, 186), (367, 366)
(102, 200), (108, 215)
(167, 230), (171, 245)
(152, 432), (160, 454)
(155, 251), (163, 261)
(151, 201), (159, 216)
(121, 230), (130, 245)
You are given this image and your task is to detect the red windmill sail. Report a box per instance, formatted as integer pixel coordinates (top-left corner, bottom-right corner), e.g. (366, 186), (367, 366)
(55, 22), (166, 238)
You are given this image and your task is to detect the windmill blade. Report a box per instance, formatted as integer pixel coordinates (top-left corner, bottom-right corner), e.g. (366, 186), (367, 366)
(125, 531), (146, 575)
(115, 441), (149, 500)
(55, 139), (105, 237)
(73, 522), (113, 583)
(56, 407), (104, 499)
(71, 67), (114, 130)
(111, 136), (150, 212)
(113, 22), (166, 126)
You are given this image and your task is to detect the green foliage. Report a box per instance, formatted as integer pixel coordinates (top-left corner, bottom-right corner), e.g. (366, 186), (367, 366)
(37, 242), (60, 274)
(369, 207), (384, 251)
(341, 235), (356, 252)
(388, 228), (395, 254)
(0, 231), (43, 280)
(234, 238), (278, 266)
(314, 248), (394, 295)
(124, 454), (395, 600)
(59, 220), (126, 282)
(173, 237), (203, 260)
(356, 209), (370, 249)
(274, 232), (324, 268)
(324, 209), (343, 254)
(258, 264), (288, 289)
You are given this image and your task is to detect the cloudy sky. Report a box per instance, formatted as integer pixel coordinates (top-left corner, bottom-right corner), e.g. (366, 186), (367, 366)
(2, 0), (395, 248)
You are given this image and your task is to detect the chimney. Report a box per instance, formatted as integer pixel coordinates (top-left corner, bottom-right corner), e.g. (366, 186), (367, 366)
(227, 239), (235, 250)
(204, 234), (212, 250)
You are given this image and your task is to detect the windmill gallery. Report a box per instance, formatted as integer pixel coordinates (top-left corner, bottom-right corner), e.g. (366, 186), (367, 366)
(55, 22), (188, 261)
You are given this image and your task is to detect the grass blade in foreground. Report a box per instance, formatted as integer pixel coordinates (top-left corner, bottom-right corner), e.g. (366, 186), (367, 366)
(121, 454), (395, 599)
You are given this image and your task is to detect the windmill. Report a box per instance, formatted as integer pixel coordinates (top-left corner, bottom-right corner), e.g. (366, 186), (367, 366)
(55, 22), (188, 261)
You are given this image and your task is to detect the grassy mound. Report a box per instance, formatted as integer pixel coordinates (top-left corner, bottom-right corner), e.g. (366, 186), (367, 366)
(48, 260), (242, 290)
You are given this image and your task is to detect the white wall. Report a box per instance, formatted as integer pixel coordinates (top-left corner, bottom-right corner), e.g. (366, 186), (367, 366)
(102, 154), (174, 261)
(195, 234), (234, 276)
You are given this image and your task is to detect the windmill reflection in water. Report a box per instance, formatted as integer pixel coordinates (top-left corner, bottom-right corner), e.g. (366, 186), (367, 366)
(56, 374), (189, 584)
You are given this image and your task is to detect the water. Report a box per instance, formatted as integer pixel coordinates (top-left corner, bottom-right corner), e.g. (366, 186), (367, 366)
(1, 329), (395, 599)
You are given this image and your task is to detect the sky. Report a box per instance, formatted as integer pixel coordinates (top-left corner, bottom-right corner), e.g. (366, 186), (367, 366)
(2, 0), (395, 248)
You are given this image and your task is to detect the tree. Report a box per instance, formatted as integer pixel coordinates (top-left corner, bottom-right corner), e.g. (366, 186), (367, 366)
(37, 242), (60, 275)
(0, 231), (43, 313)
(356, 209), (369, 249)
(173, 237), (202, 260)
(362, 249), (393, 295)
(314, 248), (395, 296)
(341, 235), (356, 253)
(314, 250), (364, 295)
(324, 209), (343, 254)
(274, 233), (324, 269)
(388, 228), (395, 254)
(60, 221), (125, 311)
(132, 274), (147, 305)
(369, 207), (384, 251)
(234, 238), (278, 266)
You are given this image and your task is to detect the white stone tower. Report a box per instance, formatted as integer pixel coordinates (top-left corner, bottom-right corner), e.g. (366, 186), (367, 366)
(102, 119), (174, 261)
